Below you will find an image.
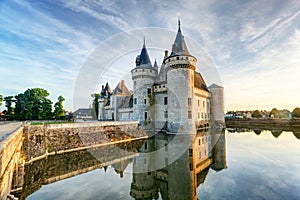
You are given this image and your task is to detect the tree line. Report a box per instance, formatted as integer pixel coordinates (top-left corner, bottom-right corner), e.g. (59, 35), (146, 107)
(252, 107), (300, 118)
(0, 88), (66, 120)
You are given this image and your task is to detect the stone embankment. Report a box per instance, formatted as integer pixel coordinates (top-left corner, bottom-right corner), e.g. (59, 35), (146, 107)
(23, 121), (147, 162)
(0, 121), (147, 200)
(225, 118), (300, 130)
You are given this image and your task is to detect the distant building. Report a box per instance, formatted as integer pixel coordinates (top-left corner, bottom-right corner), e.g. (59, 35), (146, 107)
(73, 108), (93, 121)
(99, 20), (224, 133)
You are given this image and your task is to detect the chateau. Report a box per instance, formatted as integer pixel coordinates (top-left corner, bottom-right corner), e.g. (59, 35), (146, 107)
(98, 20), (224, 133)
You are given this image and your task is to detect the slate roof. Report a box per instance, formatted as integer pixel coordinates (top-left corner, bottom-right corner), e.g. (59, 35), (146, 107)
(194, 72), (208, 91)
(171, 19), (190, 56)
(112, 81), (131, 96)
(135, 39), (152, 67)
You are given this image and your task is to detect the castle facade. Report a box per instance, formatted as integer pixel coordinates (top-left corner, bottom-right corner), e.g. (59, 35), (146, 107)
(98, 20), (224, 133)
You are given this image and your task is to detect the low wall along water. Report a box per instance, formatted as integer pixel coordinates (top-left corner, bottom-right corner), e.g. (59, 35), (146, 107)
(0, 121), (147, 200)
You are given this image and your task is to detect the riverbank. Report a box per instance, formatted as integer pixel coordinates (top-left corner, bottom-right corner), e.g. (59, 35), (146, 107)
(23, 121), (147, 162)
(225, 118), (300, 131)
(0, 121), (148, 200)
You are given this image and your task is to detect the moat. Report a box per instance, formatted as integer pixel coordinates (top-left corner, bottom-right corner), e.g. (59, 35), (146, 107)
(3, 126), (300, 200)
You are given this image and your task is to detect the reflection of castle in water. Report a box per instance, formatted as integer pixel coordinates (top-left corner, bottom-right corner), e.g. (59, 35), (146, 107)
(9, 128), (226, 200)
(130, 128), (227, 200)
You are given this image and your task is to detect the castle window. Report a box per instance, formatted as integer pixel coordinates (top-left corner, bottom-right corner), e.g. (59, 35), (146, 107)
(164, 111), (168, 118)
(159, 85), (161, 88)
(177, 57), (179, 60)
(144, 142), (147, 150)
(198, 100), (200, 106)
(147, 88), (151, 95)
(188, 98), (192, 106)
(144, 112), (148, 120)
(134, 98), (137, 104)
(198, 112), (200, 119)
(201, 113), (204, 119)
(188, 111), (192, 119)
(164, 97), (168, 105)
(150, 70), (152, 72)
(168, 59), (170, 62)
(144, 99), (147, 104)
(189, 148), (193, 156)
(203, 101), (205, 107)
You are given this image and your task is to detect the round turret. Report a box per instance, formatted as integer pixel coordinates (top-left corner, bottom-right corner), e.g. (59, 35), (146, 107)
(131, 40), (158, 127)
(165, 20), (197, 133)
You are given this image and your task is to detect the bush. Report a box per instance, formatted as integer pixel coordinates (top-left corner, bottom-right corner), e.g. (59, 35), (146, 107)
(292, 107), (300, 118)
(252, 110), (262, 118)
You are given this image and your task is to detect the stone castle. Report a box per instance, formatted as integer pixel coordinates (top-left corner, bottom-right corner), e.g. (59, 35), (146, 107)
(98, 20), (224, 133)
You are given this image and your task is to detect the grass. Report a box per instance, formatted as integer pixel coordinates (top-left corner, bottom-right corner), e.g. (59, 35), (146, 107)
(30, 121), (74, 126)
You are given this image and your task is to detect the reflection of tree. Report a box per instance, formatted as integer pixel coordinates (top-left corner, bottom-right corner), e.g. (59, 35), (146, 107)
(271, 130), (282, 138)
(293, 131), (300, 140)
(253, 129), (262, 135)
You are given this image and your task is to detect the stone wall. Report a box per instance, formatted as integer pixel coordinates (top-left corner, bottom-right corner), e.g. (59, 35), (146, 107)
(225, 118), (300, 129)
(23, 121), (147, 162)
(0, 127), (23, 200)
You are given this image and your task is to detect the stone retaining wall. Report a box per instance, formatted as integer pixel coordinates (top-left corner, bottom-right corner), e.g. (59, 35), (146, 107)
(225, 118), (300, 129)
(23, 121), (147, 162)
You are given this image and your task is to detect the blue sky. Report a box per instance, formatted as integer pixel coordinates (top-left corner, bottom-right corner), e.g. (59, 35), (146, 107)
(0, 0), (300, 111)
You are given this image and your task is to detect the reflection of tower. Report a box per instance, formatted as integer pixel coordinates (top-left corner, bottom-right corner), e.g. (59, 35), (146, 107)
(130, 140), (158, 200)
(130, 129), (227, 200)
(210, 128), (227, 171)
(165, 19), (197, 133)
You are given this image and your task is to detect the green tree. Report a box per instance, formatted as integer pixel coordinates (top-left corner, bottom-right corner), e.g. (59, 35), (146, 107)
(40, 98), (53, 120)
(0, 95), (3, 106)
(53, 96), (65, 120)
(252, 110), (262, 118)
(270, 108), (279, 118)
(292, 107), (300, 118)
(91, 93), (100, 120)
(14, 88), (53, 120)
(4, 96), (15, 118)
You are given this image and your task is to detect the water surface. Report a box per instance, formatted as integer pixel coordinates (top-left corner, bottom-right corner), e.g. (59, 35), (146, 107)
(15, 129), (300, 200)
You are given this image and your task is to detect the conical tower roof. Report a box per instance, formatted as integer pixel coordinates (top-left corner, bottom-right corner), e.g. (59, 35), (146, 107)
(136, 37), (152, 67)
(171, 19), (190, 56)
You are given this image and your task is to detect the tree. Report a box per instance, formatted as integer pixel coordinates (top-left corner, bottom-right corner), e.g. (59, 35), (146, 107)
(14, 88), (53, 120)
(53, 95), (65, 120)
(40, 98), (53, 120)
(91, 93), (100, 120)
(292, 107), (300, 118)
(4, 96), (15, 118)
(0, 95), (3, 107)
(270, 108), (279, 118)
(252, 110), (262, 118)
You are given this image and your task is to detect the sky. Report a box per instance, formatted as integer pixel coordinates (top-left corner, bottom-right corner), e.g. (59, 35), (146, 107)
(0, 0), (300, 112)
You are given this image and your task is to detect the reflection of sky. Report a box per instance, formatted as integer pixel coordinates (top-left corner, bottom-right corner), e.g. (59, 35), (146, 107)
(27, 165), (135, 200)
(28, 130), (300, 199)
(198, 130), (300, 200)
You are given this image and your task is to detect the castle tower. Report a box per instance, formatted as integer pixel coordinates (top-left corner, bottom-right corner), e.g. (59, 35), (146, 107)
(165, 19), (197, 133)
(208, 84), (225, 127)
(131, 38), (158, 127)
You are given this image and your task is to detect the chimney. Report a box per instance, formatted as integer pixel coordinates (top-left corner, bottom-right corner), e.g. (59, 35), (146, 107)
(121, 80), (125, 94)
(164, 50), (169, 57)
(101, 85), (104, 90)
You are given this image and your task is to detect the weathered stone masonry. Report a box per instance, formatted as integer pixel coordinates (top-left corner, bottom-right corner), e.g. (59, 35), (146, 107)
(23, 121), (147, 162)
